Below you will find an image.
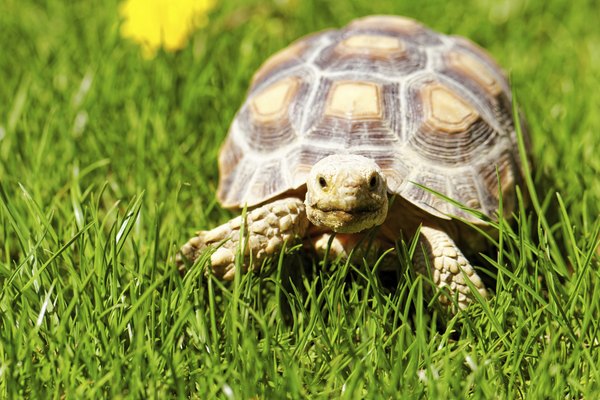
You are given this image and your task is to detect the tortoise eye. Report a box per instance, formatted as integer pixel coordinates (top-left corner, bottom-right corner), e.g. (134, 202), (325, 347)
(369, 175), (378, 189)
(318, 176), (328, 188)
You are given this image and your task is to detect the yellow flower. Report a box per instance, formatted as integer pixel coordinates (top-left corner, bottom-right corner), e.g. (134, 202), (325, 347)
(120, 0), (216, 58)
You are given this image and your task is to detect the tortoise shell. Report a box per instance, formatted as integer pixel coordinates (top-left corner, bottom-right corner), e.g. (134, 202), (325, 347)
(217, 15), (525, 224)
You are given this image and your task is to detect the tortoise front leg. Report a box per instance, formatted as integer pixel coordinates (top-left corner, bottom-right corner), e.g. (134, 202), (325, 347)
(415, 226), (488, 310)
(176, 198), (309, 280)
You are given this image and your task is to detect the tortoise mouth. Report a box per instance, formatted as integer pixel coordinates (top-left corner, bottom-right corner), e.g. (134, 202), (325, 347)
(306, 203), (388, 233)
(316, 204), (382, 215)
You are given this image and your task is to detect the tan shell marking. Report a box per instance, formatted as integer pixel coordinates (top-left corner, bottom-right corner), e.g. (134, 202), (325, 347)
(337, 34), (405, 56)
(448, 52), (501, 96)
(421, 83), (479, 133)
(348, 15), (422, 33)
(249, 77), (299, 123)
(251, 40), (308, 86)
(325, 81), (382, 119)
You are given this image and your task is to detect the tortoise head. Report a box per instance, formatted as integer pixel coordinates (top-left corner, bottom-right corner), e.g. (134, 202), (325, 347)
(305, 154), (389, 233)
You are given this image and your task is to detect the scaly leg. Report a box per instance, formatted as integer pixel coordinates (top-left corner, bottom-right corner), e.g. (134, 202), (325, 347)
(176, 198), (309, 280)
(415, 226), (488, 310)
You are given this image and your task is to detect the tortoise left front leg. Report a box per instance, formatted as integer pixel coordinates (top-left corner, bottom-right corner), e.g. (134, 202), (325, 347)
(176, 197), (309, 280)
(415, 225), (489, 310)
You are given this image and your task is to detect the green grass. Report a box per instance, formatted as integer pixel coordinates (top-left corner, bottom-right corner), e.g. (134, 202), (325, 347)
(1, 0), (600, 398)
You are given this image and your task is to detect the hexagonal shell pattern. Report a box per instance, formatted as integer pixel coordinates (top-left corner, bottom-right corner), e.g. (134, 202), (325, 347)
(216, 16), (526, 225)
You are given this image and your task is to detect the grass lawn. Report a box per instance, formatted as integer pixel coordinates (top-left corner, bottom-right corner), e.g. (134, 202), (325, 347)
(1, 0), (600, 398)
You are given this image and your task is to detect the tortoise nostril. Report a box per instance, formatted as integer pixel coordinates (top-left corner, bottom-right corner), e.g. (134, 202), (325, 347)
(369, 175), (378, 189)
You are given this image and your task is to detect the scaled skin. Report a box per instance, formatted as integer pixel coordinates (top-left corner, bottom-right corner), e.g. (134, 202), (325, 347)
(177, 154), (488, 311)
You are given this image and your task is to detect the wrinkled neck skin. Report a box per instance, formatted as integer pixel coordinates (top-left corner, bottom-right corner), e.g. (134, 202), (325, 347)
(304, 154), (389, 233)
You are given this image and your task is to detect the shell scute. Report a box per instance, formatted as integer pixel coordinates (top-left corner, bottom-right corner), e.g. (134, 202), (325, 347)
(315, 31), (426, 76)
(445, 50), (502, 97)
(420, 82), (480, 134)
(301, 78), (401, 149)
(249, 77), (300, 122)
(404, 78), (501, 168)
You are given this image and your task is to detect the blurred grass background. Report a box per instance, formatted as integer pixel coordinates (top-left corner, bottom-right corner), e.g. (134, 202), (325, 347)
(1, 0), (599, 397)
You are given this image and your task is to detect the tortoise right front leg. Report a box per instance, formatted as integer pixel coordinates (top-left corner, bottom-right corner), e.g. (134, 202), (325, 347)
(176, 197), (309, 280)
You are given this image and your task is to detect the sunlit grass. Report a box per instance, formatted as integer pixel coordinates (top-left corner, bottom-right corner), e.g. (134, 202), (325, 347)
(1, 0), (599, 397)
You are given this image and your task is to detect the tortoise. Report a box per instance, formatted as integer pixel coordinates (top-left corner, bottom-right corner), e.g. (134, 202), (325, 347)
(177, 15), (528, 310)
